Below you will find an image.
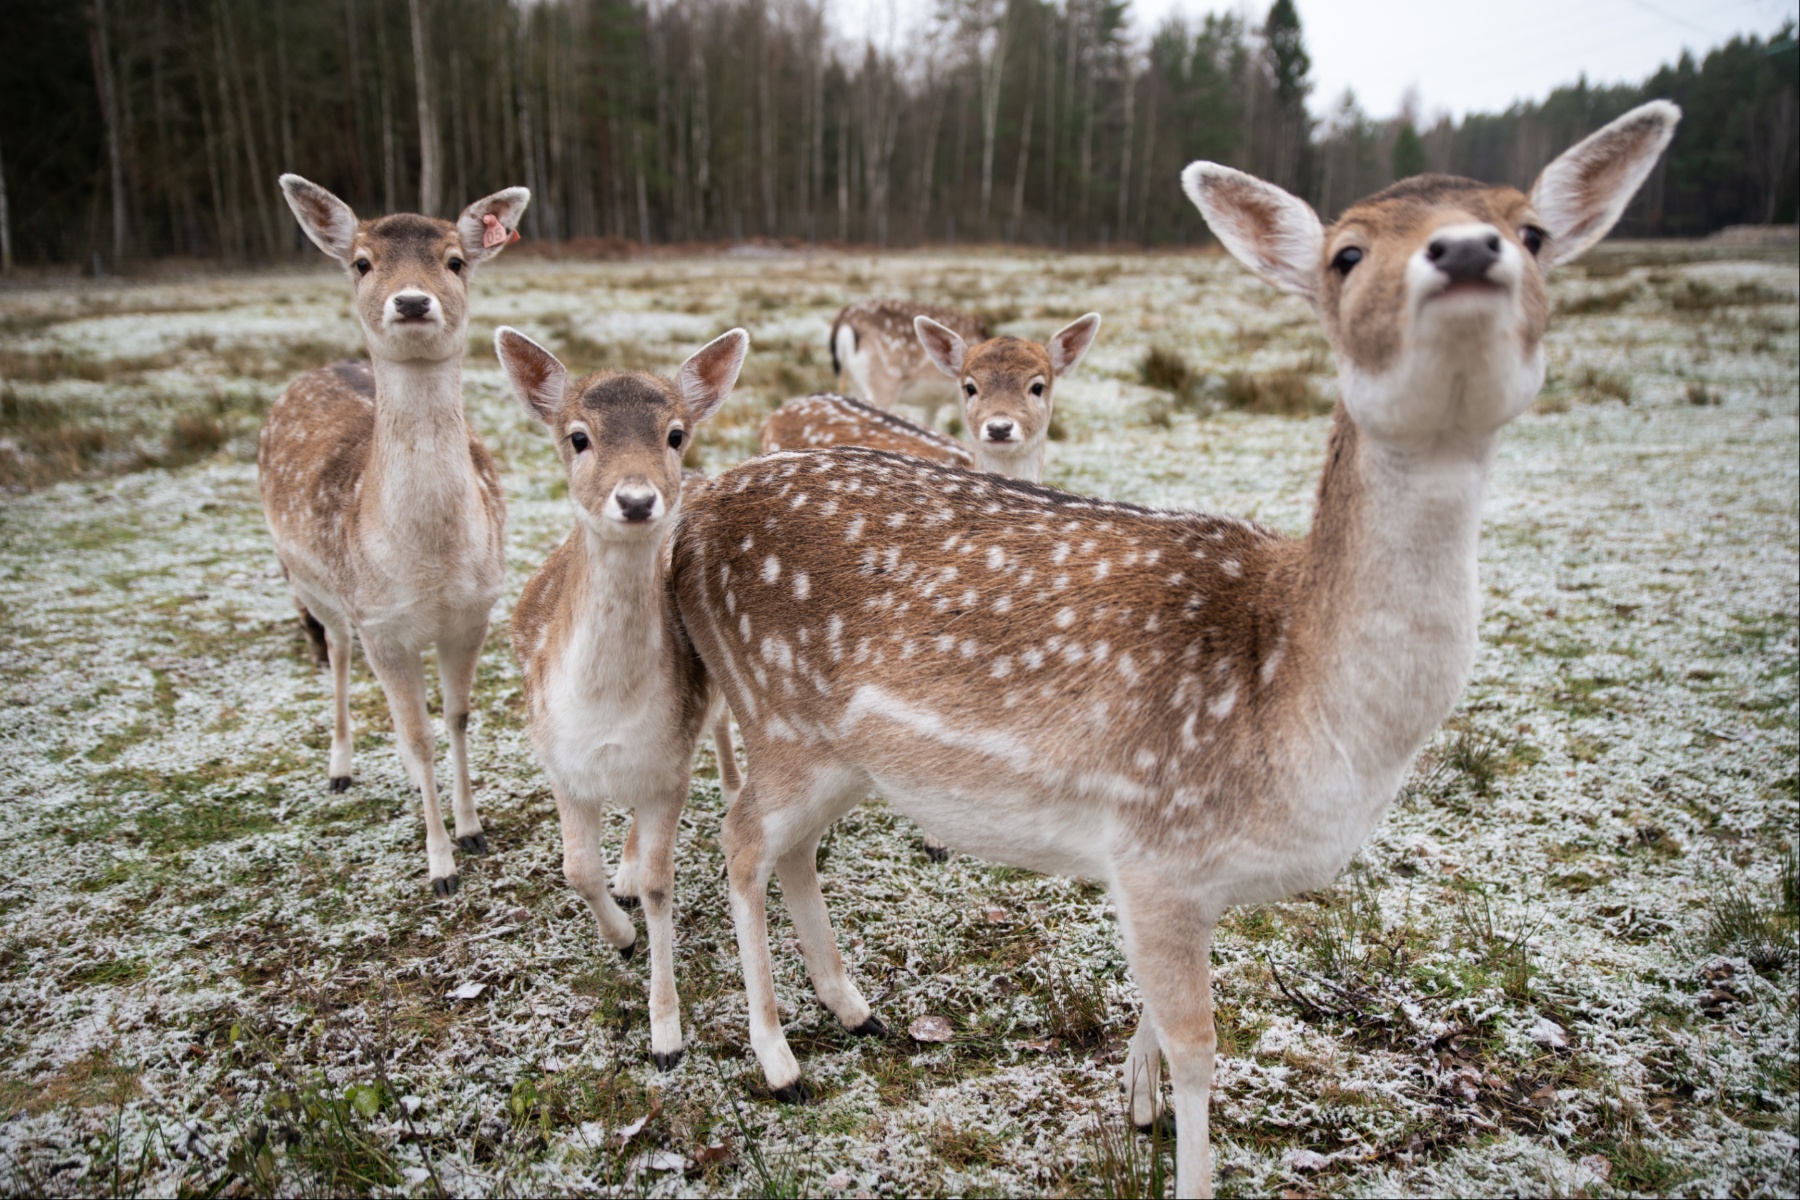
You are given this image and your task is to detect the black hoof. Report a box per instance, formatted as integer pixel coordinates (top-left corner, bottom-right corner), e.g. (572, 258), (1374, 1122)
(924, 844), (949, 863)
(457, 833), (489, 854)
(612, 893), (641, 910)
(329, 776), (351, 793)
(651, 1049), (685, 1072)
(770, 1079), (812, 1105)
(1136, 1111), (1177, 1141)
(848, 1015), (891, 1038)
(432, 874), (460, 898)
(618, 940), (637, 962)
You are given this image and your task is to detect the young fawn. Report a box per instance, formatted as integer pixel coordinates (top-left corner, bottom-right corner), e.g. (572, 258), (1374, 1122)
(498, 326), (749, 1069)
(669, 102), (1679, 1195)
(913, 312), (1101, 483)
(830, 299), (988, 422)
(261, 175), (527, 897)
(760, 393), (974, 468)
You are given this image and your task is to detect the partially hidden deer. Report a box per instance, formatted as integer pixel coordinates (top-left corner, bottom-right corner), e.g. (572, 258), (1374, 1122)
(499, 326), (748, 1069)
(669, 102), (1679, 1196)
(913, 312), (1101, 483)
(830, 299), (989, 422)
(760, 392), (974, 467)
(261, 174), (528, 897)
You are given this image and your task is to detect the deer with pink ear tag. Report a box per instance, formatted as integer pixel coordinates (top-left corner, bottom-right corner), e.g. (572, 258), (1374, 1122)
(665, 102), (1677, 1197)
(500, 326), (749, 1071)
(259, 175), (528, 898)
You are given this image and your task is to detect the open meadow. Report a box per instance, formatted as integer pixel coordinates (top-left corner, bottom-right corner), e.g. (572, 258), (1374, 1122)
(0, 242), (1795, 1197)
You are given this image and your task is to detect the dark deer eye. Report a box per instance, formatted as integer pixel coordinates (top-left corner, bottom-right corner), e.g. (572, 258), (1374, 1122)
(448, 257), (465, 275)
(355, 259), (372, 276)
(963, 382), (977, 397)
(569, 430), (590, 453)
(667, 428), (685, 450)
(1029, 382), (1045, 397)
(1331, 247), (1363, 275)
(1520, 227), (1545, 257)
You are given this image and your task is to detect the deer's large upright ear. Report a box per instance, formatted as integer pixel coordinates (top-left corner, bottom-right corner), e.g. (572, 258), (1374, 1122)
(1181, 163), (1323, 299)
(677, 329), (749, 423)
(914, 316), (967, 378)
(279, 174), (358, 263)
(1047, 313), (1101, 376)
(494, 327), (567, 426)
(457, 187), (532, 264)
(1530, 101), (1680, 267)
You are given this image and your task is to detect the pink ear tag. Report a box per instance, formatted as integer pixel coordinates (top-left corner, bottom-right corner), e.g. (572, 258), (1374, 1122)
(481, 213), (513, 249)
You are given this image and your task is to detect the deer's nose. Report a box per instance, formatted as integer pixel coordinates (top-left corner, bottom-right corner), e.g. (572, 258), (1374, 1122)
(393, 292), (434, 320)
(613, 485), (660, 523)
(984, 419), (1015, 442)
(1426, 231), (1502, 284)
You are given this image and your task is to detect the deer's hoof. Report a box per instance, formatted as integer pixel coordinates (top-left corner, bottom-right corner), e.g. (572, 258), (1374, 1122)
(1136, 1111), (1177, 1141)
(618, 939), (637, 962)
(457, 833), (489, 855)
(611, 893), (641, 910)
(848, 1015), (891, 1038)
(432, 874), (460, 899)
(329, 775), (351, 793)
(770, 1078), (812, 1105)
(924, 844), (949, 863)
(651, 1049), (685, 1072)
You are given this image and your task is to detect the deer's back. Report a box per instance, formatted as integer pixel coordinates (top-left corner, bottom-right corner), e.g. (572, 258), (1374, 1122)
(258, 363), (378, 576)
(760, 394), (975, 466)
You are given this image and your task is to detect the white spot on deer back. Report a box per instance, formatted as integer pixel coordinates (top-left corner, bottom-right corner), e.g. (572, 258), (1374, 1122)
(793, 571), (810, 600)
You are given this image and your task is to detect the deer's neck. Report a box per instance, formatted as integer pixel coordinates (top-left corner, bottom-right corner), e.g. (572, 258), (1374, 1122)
(1295, 410), (1495, 777)
(975, 443), (1045, 484)
(366, 357), (484, 543)
(562, 527), (671, 690)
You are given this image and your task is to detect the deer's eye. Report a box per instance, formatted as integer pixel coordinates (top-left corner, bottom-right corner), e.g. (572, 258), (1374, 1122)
(1520, 226), (1545, 257)
(1029, 382), (1045, 397)
(667, 428), (685, 450)
(569, 430), (590, 453)
(355, 259), (372, 276)
(1331, 247), (1363, 275)
(963, 382), (977, 397)
(448, 257), (465, 275)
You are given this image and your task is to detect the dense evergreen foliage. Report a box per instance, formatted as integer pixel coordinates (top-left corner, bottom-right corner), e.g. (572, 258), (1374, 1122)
(0, 0), (1792, 267)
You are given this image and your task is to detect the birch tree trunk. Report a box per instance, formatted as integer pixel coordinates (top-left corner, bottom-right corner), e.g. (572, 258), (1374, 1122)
(86, 0), (127, 269)
(409, 0), (439, 215)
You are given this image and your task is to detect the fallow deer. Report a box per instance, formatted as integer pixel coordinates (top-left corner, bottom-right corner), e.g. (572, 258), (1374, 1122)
(760, 392), (975, 468)
(669, 102), (1680, 1196)
(913, 312), (1101, 482)
(261, 175), (528, 897)
(830, 299), (989, 422)
(499, 326), (749, 1069)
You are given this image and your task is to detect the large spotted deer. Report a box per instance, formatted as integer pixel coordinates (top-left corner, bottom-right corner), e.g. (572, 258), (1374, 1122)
(913, 312), (1101, 483)
(670, 102), (1679, 1195)
(499, 326), (748, 1070)
(260, 174), (528, 897)
(829, 299), (989, 423)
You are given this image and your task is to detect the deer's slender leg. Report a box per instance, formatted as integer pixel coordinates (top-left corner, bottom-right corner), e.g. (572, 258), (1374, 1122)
(611, 819), (641, 904)
(774, 832), (880, 1034)
(722, 779), (806, 1100)
(633, 786), (688, 1068)
(436, 620), (488, 853)
(362, 639), (457, 895)
(1115, 876), (1218, 1199)
(712, 716), (742, 809)
(321, 614), (355, 791)
(1126, 1001), (1167, 1131)
(554, 785), (637, 955)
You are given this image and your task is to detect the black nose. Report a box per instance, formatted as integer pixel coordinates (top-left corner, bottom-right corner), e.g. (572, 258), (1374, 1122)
(616, 490), (657, 522)
(394, 294), (432, 320)
(985, 420), (1014, 441)
(1426, 234), (1502, 284)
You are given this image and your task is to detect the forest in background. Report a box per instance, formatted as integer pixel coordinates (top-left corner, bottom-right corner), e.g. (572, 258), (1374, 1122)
(1, 0), (1795, 270)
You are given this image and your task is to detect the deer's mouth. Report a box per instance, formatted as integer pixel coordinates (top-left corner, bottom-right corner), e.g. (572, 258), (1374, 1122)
(1434, 278), (1506, 300)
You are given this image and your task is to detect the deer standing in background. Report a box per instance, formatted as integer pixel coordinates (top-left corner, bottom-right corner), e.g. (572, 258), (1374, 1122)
(261, 174), (528, 897)
(670, 103), (1679, 1196)
(499, 326), (748, 1070)
(830, 299), (988, 423)
(914, 312), (1101, 483)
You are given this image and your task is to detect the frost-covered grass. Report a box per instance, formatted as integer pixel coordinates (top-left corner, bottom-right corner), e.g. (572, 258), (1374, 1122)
(0, 244), (1795, 1198)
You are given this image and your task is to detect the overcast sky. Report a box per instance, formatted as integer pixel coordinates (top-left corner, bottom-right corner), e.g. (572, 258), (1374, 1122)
(832, 0), (1798, 120)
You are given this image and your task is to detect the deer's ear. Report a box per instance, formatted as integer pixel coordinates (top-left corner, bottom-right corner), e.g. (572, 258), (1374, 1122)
(457, 187), (532, 263)
(1181, 162), (1323, 299)
(1530, 100), (1680, 267)
(494, 327), (567, 425)
(279, 174), (358, 263)
(677, 329), (749, 424)
(914, 316), (967, 378)
(1047, 313), (1101, 376)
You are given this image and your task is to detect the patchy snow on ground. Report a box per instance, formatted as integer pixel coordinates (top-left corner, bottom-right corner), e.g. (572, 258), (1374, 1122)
(1, 244), (1795, 1197)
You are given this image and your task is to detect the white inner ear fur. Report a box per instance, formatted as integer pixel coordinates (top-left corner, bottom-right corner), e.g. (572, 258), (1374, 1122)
(1180, 162), (1323, 298)
(678, 329), (750, 423)
(1530, 100), (1680, 267)
(494, 327), (567, 425)
(457, 187), (532, 263)
(1049, 313), (1101, 376)
(278, 174), (357, 263)
(915, 316), (967, 378)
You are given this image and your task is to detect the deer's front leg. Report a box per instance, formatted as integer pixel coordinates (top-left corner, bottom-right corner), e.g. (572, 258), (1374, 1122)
(362, 639), (457, 895)
(322, 615), (356, 791)
(1126, 1002), (1168, 1133)
(436, 621), (489, 854)
(553, 785), (638, 957)
(633, 787), (688, 1068)
(722, 782), (806, 1102)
